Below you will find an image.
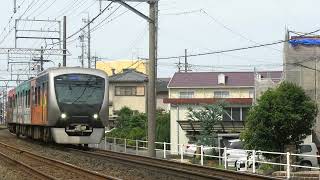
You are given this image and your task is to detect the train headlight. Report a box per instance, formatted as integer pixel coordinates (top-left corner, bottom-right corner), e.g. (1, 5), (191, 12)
(61, 113), (67, 119)
(93, 114), (98, 119)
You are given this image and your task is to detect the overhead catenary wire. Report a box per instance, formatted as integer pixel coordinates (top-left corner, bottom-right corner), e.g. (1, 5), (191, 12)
(67, 2), (113, 40)
(91, 2), (143, 33)
(44, 1), (114, 48)
(0, 0), (32, 45)
(34, 0), (58, 17)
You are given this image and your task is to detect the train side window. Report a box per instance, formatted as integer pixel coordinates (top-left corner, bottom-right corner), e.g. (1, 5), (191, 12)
(17, 92), (20, 106)
(29, 90), (31, 107)
(24, 90), (27, 107)
(32, 87), (35, 106)
(38, 86), (41, 106)
(25, 90), (27, 107)
(27, 89), (30, 107)
(23, 91), (25, 106)
(42, 83), (45, 105)
(35, 87), (38, 106)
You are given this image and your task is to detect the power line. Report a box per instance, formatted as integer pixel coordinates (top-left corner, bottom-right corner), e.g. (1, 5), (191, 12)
(54, 0), (80, 19)
(34, 0), (58, 17)
(67, 2), (113, 40)
(0, 0), (31, 45)
(91, 4), (122, 32)
(156, 28), (320, 60)
(200, 9), (282, 53)
(25, 0), (48, 18)
(91, 2), (143, 33)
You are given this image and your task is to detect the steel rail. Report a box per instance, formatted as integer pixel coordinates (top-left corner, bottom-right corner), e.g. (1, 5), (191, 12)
(0, 142), (119, 180)
(0, 150), (57, 180)
(70, 148), (281, 180)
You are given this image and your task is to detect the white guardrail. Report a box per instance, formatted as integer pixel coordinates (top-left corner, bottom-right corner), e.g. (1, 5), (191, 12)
(90, 137), (320, 179)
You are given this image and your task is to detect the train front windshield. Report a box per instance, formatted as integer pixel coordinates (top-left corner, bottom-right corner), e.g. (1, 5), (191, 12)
(54, 74), (105, 116)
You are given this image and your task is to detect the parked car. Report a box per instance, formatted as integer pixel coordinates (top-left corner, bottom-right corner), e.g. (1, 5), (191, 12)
(222, 139), (247, 167)
(184, 144), (214, 156)
(222, 139), (265, 168)
(297, 143), (319, 168)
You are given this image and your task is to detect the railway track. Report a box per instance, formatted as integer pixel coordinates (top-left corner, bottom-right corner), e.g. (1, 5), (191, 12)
(0, 142), (119, 180)
(69, 147), (281, 180)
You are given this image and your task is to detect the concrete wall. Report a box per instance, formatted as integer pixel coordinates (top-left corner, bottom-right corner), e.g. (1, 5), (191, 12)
(283, 37), (320, 146)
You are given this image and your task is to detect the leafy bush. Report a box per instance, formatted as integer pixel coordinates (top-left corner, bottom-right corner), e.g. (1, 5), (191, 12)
(107, 107), (170, 146)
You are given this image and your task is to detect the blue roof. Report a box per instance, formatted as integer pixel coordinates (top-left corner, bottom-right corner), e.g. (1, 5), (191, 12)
(289, 38), (320, 46)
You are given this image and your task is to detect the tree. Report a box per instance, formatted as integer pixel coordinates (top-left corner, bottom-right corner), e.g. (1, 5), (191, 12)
(188, 104), (224, 146)
(241, 82), (318, 152)
(108, 107), (170, 144)
(156, 109), (170, 143)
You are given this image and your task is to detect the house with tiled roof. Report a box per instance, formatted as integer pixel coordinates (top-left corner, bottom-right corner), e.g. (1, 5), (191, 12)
(108, 69), (170, 125)
(164, 71), (282, 152)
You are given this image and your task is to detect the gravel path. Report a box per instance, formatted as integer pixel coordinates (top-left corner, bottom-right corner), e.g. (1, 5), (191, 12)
(0, 129), (184, 180)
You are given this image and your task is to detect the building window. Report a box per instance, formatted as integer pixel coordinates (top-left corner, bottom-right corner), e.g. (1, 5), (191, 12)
(136, 86), (145, 96)
(232, 107), (241, 121)
(223, 107), (232, 121)
(249, 90), (254, 98)
(214, 91), (229, 98)
(242, 107), (249, 121)
(115, 86), (145, 96)
(179, 91), (194, 98)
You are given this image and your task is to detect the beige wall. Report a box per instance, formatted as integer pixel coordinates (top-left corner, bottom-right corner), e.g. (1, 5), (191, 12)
(170, 104), (205, 153)
(168, 87), (253, 152)
(109, 82), (147, 115)
(169, 87), (254, 99)
(156, 93), (169, 111)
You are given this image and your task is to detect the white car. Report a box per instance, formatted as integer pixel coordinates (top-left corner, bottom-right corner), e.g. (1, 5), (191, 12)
(222, 139), (247, 167)
(184, 144), (214, 157)
(297, 143), (319, 168)
(222, 139), (266, 168)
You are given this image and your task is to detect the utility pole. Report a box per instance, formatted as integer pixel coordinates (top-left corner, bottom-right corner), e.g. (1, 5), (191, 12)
(105, 0), (158, 157)
(184, 49), (188, 72)
(40, 46), (44, 71)
(177, 58), (181, 72)
(315, 58), (317, 103)
(92, 56), (99, 69)
(87, 15), (91, 68)
(13, 0), (16, 13)
(147, 1), (157, 158)
(79, 35), (85, 68)
(63, 16), (67, 67)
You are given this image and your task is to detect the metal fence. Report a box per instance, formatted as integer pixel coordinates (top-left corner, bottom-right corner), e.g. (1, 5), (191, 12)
(90, 137), (320, 179)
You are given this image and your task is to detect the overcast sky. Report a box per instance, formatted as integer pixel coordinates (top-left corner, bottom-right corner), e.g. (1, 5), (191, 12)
(0, 0), (319, 83)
